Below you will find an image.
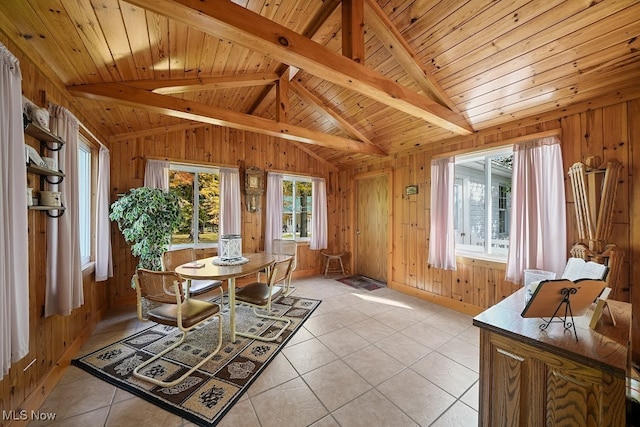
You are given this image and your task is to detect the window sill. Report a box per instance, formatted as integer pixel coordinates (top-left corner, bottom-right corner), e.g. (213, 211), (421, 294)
(455, 251), (507, 264)
(82, 261), (95, 277)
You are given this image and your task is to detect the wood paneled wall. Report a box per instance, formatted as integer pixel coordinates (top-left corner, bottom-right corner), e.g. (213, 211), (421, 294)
(338, 99), (638, 360)
(0, 35), (109, 425)
(107, 128), (337, 307)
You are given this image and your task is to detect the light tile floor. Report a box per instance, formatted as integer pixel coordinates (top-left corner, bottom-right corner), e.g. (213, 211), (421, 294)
(29, 276), (480, 427)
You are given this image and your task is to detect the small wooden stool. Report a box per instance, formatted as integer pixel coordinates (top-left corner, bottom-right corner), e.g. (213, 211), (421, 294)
(322, 252), (345, 277)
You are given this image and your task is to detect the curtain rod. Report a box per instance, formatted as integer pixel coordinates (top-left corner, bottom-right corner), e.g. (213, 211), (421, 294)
(146, 155), (237, 170)
(432, 129), (561, 160)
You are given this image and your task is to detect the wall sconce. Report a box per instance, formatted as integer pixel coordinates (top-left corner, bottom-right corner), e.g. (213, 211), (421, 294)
(245, 166), (264, 212)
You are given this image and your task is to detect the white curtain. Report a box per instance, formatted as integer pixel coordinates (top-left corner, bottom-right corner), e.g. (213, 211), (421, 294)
(265, 172), (283, 254)
(0, 43), (29, 379)
(428, 156), (457, 270)
(219, 168), (241, 236)
(95, 145), (113, 282)
(310, 178), (327, 250)
(505, 136), (566, 284)
(143, 159), (169, 190)
(45, 105), (83, 317)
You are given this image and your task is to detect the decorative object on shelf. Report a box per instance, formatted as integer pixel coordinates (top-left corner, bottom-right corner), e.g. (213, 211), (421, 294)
(23, 111), (66, 217)
(22, 96), (49, 130)
(245, 166), (264, 212)
(109, 187), (181, 273)
(42, 156), (57, 171)
(219, 234), (242, 262)
(405, 185), (418, 195)
(40, 191), (61, 207)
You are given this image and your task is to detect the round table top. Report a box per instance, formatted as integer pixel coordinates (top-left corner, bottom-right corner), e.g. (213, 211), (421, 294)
(175, 252), (285, 280)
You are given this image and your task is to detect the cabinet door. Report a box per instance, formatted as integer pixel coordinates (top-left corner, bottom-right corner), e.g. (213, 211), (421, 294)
(487, 344), (546, 427)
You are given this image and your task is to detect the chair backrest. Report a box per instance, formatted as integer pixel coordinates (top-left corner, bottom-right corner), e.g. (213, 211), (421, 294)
(162, 248), (196, 271)
(272, 239), (297, 270)
(268, 257), (294, 288)
(134, 269), (185, 305)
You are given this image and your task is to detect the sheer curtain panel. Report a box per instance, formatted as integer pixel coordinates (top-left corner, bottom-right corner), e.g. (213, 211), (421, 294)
(45, 105), (84, 316)
(428, 157), (456, 270)
(265, 173), (283, 254)
(144, 160), (169, 190)
(95, 145), (113, 282)
(0, 43), (29, 379)
(505, 136), (566, 284)
(310, 178), (327, 250)
(219, 168), (241, 236)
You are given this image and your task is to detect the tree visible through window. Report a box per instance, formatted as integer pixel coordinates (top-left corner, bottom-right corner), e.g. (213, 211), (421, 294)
(282, 177), (312, 240)
(169, 164), (219, 246)
(454, 148), (513, 258)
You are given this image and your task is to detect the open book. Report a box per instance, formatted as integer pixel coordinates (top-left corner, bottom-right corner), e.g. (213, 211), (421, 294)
(561, 258), (608, 282)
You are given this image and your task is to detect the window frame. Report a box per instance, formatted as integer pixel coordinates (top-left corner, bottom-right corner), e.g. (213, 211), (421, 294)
(168, 162), (220, 249)
(454, 146), (513, 261)
(281, 174), (313, 242)
(77, 136), (93, 268)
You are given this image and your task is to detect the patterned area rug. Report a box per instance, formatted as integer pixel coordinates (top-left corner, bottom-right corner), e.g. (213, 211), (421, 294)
(72, 294), (320, 427)
(337, 275), (387, 291)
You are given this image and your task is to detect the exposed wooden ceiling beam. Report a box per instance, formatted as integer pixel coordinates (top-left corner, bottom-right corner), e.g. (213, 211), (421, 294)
(363, 0), (460, 113)
(125, 0), (473, 136)
(68, 82), (386, 155)
(123, 73), (279, 94)
(290, 80), (376, 146)
(342, 0), (365, 64)
(249, 0), (341, 115)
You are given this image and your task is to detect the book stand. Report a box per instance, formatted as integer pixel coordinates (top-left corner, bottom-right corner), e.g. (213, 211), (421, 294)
(538, 287), (578, 341)
(521, 279), (606, 342)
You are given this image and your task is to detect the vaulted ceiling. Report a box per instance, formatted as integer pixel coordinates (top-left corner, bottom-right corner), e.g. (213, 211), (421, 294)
(2, 0), (639, 167)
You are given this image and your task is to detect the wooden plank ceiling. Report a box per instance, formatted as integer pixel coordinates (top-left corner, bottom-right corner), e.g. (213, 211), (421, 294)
(1, 0), (639, 167)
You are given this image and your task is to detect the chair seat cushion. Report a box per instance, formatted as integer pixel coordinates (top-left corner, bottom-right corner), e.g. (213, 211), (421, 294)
(188, 279), (223, 296)
(235, 282), (283, 306)
(149, 299), (220, 329)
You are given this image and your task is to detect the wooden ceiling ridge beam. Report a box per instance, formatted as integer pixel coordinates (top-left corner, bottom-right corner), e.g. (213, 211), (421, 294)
(248, 0), (341, 115)
(126, 0), (473, 136)
(121, 72), (280, 94)
(68, 82), (386, 156)
(363, 0), (460, 114)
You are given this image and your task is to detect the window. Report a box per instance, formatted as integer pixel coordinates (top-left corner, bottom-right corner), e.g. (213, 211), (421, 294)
(282, 176), (312, 241)
(454, 147), (513, 258)
(77, 138), (92, 266)
(169, 164), (219, 247)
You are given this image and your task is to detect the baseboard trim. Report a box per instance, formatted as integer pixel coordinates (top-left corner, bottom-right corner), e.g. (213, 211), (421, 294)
(390, 281), (485, 316)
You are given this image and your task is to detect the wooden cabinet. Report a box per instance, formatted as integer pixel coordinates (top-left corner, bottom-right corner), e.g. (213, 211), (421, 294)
(24, 120), (66, 217)
(474, 290), (630, 426)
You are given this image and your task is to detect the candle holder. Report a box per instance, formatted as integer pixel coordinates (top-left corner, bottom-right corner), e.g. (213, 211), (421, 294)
(219, 234), (242, 262)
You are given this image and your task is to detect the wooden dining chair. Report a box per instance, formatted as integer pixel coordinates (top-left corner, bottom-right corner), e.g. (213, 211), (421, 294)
(234, 257), (293, 342)
(132, 269), (223, 387)
(258, 239), (298, 296)
(162, 248), (225, 304)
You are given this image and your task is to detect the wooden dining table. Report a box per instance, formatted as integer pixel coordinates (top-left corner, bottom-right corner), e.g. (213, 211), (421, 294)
(175, 252), (276, 342)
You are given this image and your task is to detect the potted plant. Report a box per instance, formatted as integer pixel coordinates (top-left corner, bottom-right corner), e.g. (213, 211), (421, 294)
(110, 187), (181, 273)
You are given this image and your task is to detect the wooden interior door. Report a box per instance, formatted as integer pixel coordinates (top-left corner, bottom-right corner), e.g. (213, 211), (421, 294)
(355, 174), (389, 282)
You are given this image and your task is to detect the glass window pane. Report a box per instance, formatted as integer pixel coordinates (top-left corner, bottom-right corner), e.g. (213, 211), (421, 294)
(169, 170), (195, 244)
(455, 149), (512, 258)
(197, 172), (219, 244)
(78, 144), (91, 265)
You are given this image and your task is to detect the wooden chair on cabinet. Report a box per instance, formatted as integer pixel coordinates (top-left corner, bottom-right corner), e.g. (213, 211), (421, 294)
(162, 248), (225, 304)
(132, 269), (223, 387)
(234, 257), (294, 342)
